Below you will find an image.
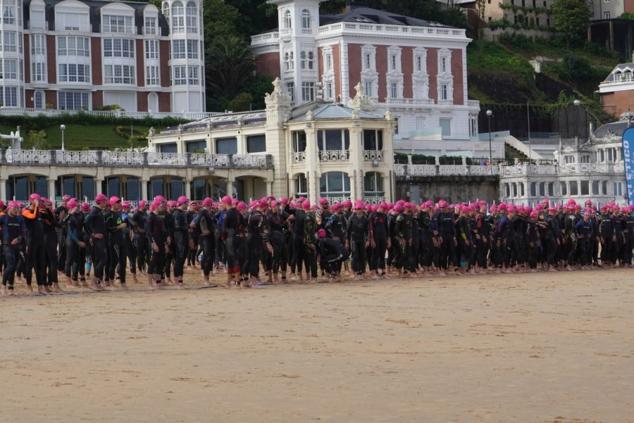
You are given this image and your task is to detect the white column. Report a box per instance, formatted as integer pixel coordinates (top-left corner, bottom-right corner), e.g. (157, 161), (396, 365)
(0, 179), (6, 202)
(226, 176), (235, 197)
(305, 125), (318, 202)
(141, 178), (149, 200)
(308, 171), (319, 204)
(185, 178), (192, 198)
(266, 179), (274, 196)
(48, 178), (56, 200)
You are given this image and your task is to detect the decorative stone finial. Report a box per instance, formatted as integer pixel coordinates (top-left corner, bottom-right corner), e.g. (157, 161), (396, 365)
(385, 110), (393, 121)
(265, 77), (291, 108)
(347, 81), (375, 112)
(148, 127), (155, 136)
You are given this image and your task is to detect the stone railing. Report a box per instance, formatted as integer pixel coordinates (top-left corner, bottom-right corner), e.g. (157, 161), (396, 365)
(363, 150), (383, 161)
(394, 164), (499, 178)
(250, 31), (280, 46)
(293, 151), (306, 163)
(500, 162), (622, 178)
(317, 22), (466, 39)
(363, 194), (385, 204)
(319, 150), (349, 162)
(0, 149), (274, 170)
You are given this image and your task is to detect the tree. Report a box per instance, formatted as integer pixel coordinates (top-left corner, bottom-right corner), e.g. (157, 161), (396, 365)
(25, 130), (48, 149)
(205, 35), (256, 111)
(552, 0), (591, 46)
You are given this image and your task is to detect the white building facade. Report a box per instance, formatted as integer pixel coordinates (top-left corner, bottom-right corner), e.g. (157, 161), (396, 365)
(251, 0), (481, 158)
(499, 116), (632, 206)
(0, 0), (205, 113)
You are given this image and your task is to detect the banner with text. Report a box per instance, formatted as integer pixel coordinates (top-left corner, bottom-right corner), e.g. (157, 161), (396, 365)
(623, 127), (634, 205)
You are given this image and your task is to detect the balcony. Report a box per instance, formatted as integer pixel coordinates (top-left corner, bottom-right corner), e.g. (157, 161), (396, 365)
(1, 149), (274, 170)
(317, 22), (467, 39)
(319, 150), (349, 162)
(363, 150), (383, 162)
(293, 151), (306, 163)
(394, 163), (499, 178)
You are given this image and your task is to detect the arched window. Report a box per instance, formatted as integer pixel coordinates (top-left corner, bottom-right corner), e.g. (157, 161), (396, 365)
(162, 1), (169, 18)
(34, 90), (44, 109)
(284, 10), (292, 29)
(171, 1), (184, 33)
(301, 9), (310, 30)
(320, 171), (350, 200)
(186, 1), (197, 33)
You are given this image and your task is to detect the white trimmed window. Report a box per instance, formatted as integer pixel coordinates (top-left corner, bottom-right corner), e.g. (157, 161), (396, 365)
(187, 39), (198, 59)
(103, 15), (134, 33)
(186, 1), (198, 33)
(302, 81), (315, 102)
(145, 39), (159, 59)
(145, 65), (159, 86)
(284, 51), (294, 71)
(59, 91), (89, 111)
(171, 1), (184, 33)
(173, 65), (187, 85)
(30, 34), (46, 55)
(31, 61), (46, 82)
(58, 63), (90, 83)
(286, 81), (295, 103)
(0, 87), (18, 107)
(0, 31), (17, 52)
(0, 59), (17, 79)
(3, 0), (15, 24)
(283, 10), (292, 29)
(104, 64), (135, 84)
(301, 9), (311, 31)
(144, 16), (157, 35)
(172, 39), (186, 59)
(57, 36), (89, 56)
(188, 65), (199, 85)
(103, 38), (134, 58)
(300, 51), (313, 69)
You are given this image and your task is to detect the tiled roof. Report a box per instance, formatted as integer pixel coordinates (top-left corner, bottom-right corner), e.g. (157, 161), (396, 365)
(289, 102), (384, 121)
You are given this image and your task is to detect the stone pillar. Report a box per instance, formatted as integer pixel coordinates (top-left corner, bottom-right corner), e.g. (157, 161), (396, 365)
(185, 178), (192, 198)
(0, 179), (6, 202)
(349, 170), (357, 201)
(141, 178), (149, 200)
(349, 123), (363, 200)
(308, 171), (319, 204)
(383, 174), (391, 203)
(226, 176), (235, 197)
(95, 178), (104, 196)
(305, 125), (318, 203)
(48, 177), (56, 200)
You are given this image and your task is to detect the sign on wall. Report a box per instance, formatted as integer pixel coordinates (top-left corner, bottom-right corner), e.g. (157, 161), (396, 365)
(623, 127), (634, 205)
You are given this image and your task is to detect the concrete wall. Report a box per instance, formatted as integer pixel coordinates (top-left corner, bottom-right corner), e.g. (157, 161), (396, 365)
(395, 176), (499, 203)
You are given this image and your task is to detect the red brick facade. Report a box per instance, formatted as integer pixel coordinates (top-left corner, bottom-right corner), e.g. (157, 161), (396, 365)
(347, 43), (361, 98)
(160, 40), (170, 87)
(451, 49), (464, 105)
(601, 90), (634, 118)
(46, 35), (56, 83)
(427, 48), (438, 102)
(626, 0), (634, 13)
(91, 37), (102, 85)
(92, 91), (103, 109)
(158, 92), (170, 112)
(402, 47), (413, 99)
(24, 35), (30, 83)
(255, 52), (280, 79)
(136, 39), (145, 87)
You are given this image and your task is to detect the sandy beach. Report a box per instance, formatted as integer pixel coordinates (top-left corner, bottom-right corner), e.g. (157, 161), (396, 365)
(1, 269), (633, 422)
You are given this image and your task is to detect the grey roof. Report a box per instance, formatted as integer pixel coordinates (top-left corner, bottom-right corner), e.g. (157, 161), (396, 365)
(594, 120), (632, 138)
(320, 5), (450, 28)
(604, 62), (634, 82)
(23, 0), (170, 36)
(289, 101), (384, 121)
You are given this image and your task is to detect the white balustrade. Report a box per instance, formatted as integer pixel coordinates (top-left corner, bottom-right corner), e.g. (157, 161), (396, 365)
(146, 152), (187, 166)
(319, 150), (349, 162)
(231, 154), (269, 168)
(293, 151), (306, 163)
(101, 151), (145, 166)
(363, 150), (383, 161)
(4, 149), (52, 164)
(55, 150), (99, 165)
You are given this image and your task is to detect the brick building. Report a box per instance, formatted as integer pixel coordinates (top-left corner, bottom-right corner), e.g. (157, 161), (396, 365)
(599, 61), (634, 118)
(0, 0), (205, 113)
(251, 0), (482, 157)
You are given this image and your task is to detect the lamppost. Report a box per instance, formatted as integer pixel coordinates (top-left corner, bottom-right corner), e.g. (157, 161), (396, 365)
(486, 109), (493, 165)
(60, 124), (66, 151)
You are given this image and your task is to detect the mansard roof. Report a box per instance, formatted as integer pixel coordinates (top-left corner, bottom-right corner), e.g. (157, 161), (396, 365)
(320, 5), (450, 28)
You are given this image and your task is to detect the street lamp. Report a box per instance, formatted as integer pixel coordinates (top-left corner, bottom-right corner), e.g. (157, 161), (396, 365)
(486, 109), (493, 165)
(60, 124), (66, 151)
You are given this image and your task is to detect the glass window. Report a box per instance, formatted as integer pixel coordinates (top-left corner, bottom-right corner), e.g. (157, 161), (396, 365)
(186, 2), (198, 33)
(301, 82), (315, 102)
(569, 181), (578, 196)
(216, 137), (237, 154)
(191, 178), (207, 200)
(292, 131), (306, 152)
(150, 178), (164, 197)
(126, 177), (140, 201)
(171, 1), (184, 32)
(158, 143), (177, 153)
(539, 182), (545, 196)
(581, 180), (589, 195)
(145, 39), (159, 59)
(295, 174), (307, 196)
(103, 15), (134, 33)
(602, 180), (608, 195)
(107, 177), (120, 197)
(246, 135), (266, 153)
(363, 129), (383, 150)
(173, 65), (187, 85)
(301, 9), (310, 29)
(530, 182), (536, 197)
(364, 172), (384, 195)
(58, 91), (89, 110)
(145, 65), (159, 86)
(186, 140), (206, 153)
(440, 118), (451, 137)
(82, 177), (95, 199)
(548, 182), (554, 196)
(320, 171), (350, 197)
(560, 181), (567, 196)
(144, 16), (157, 34)
(318, 129), (349, 151)
(104, 64), (135, 84)
(284, 10), (292, 29)
(58, 63), (90, 83)
(170, 179), (184, 199)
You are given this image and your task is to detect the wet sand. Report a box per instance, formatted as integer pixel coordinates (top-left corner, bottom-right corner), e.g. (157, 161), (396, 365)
(1, 269), (633, 422)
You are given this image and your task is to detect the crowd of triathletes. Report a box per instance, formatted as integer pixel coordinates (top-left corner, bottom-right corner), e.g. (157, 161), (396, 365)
(0, 193), (631, 295)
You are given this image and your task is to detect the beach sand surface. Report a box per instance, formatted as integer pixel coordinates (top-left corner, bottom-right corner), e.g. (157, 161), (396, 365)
(1, 269), (633, 422)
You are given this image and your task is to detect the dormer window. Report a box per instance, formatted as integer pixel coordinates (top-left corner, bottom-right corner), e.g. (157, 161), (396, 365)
(284, 10), (292, 29)
(301, 9), (310, 31)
